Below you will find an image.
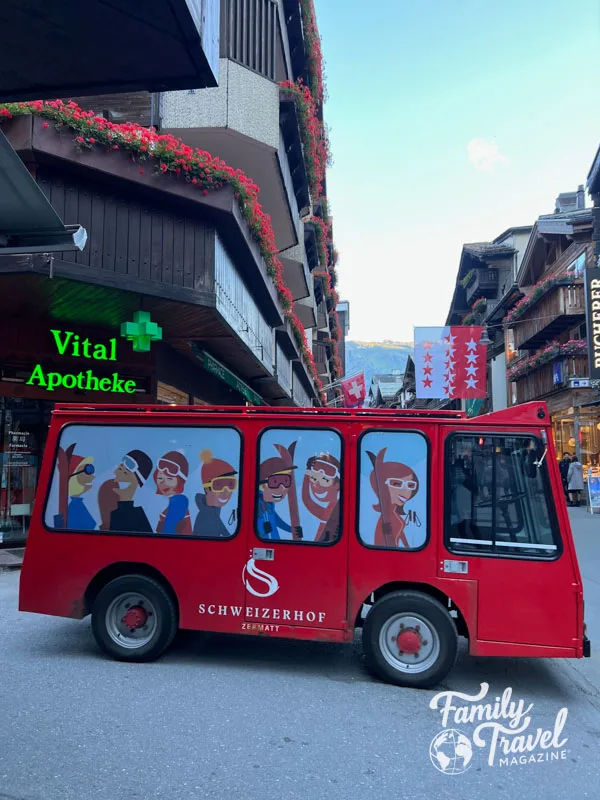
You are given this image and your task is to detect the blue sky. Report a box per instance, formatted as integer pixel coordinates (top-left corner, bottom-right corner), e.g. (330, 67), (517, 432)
(315, 0), (600, 341)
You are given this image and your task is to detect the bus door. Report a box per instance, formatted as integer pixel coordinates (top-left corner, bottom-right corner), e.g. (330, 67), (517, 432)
(441, 429), (578, 648)
(243, 425), (350, 632)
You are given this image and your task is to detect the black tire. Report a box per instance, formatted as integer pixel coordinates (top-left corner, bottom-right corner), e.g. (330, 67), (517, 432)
(362, 591), (458, 689)
(91, 574), (178, 663)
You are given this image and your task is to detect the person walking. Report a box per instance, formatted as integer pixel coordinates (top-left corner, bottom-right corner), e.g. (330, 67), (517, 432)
(559, 453), (572, 502)
(567, 455), (584, 507)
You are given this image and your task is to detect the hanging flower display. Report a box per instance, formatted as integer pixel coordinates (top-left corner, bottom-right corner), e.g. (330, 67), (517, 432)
(462, 312), (476, 325)
(471, 297), (487, 314)
(506, 339), (588, 382)
(0, 100), (326, 400)
(460, 269), (475, 289)
(504, 271), (577, 325)
(299, 0), (325, 105)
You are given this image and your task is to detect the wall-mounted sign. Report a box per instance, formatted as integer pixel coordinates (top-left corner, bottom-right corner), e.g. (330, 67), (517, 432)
(195, 347), (262, 406)
(26, 329), (138, 394)
(570, 378), (590, 388)
(553, 361), (563, 385)
(121, 311), (163, 353)
(584, 267), (600, 380)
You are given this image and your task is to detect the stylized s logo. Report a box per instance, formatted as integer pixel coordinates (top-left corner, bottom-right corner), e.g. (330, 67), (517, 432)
(242, 558), (279, 598)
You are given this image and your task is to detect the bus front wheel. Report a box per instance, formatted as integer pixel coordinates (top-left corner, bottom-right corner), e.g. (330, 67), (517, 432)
(91, 575), (178, 662)
(362, 591), (458, 689)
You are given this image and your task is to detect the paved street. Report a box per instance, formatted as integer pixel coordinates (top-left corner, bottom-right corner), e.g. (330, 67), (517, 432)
(1, 509), (599, 800)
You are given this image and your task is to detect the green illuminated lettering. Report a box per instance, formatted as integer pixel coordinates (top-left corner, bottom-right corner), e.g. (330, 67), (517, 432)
(50, 330), (73, 356)
(26, 363), (47, 387)
(109, 338), (117, 361)
(76, 372), (86, 390)
(81, 338), (92, 358)
(85, 371), (99, 391)
(99, 378), (111, 391)
(124, 380), (136, 394)
(47, 373), (62, 391)
(93, 343), (108, 360)
(111, 374), (125, 393)
(72, 335), (81, 357)
(63, 374), (76, 389)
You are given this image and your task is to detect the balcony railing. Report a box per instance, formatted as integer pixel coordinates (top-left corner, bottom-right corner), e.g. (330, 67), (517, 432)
(513, 355), (589, 404)
(215, 234), (274, 373)
(465, 268), (499, 305)
(512, 281), (585, 351)
(275, 342), (292, 397)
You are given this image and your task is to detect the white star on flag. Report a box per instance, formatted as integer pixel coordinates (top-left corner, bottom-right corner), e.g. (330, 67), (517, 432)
(444, 334), (456, 345)
(466, 353), (479, 364)
(466, 338), (478, 351)
(465, 377), (479, 389)
(465, 365), (479, 376)
(445, 347), (456, 357)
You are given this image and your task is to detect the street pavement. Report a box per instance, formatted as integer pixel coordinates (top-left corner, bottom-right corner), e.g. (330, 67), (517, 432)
(1, 509), (599, 800)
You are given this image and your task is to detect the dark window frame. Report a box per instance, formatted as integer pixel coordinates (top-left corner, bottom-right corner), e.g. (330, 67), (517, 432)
(254, 425), (344, 547)
(443, 431), (563, 561)
(42, 422), (244, 541)
(222, 0), (279, 82)
(356, 428), (431, 553)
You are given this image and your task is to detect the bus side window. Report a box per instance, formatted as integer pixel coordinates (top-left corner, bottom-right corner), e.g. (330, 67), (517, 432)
(255, 427), (343, 544)
(357, 430), (428, 550)
(445, 434), (560, 559)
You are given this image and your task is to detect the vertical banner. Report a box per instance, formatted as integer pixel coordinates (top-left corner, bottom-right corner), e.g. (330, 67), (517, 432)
(584, 267), (600, 380)
(414, 327), (487, 400)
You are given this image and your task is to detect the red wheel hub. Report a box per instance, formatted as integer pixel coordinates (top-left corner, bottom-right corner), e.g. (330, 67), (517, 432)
(397, 628), (421, 655)
(121, 606), (148, 630)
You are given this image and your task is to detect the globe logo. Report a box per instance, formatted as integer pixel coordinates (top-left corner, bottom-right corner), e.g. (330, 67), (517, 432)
(429, 729), (473, 774)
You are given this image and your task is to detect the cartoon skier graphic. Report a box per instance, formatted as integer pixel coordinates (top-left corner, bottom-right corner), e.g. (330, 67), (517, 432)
(257, 442), (303, 541)
(98, 449), (153, 533)
(367, 448), (420, 548)
(193, 450), (238, 538)
(154, 450), (192, 534)
(301, 453), (341, 542)
(54, 444), (96, 530)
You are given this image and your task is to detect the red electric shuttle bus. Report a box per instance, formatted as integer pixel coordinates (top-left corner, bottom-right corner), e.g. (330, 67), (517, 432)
(19, 401), (590, 688)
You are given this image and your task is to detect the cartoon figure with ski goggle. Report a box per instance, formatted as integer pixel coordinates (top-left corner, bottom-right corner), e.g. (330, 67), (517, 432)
(193, 450), (238, 538)
(154, 450), (192, 535)
(53, 443), (97, 530)
(257, 442), (303, 541)
(98, 449), (153, 533)
(367, 448), (421, 548)
(302, 453), (341, 543)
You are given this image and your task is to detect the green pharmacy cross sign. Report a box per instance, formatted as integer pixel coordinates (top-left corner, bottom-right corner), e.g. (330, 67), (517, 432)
(120, 311), (163, 353)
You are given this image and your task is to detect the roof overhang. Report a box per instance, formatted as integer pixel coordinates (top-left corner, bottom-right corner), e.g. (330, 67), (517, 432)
(0, 0), (219, 101)
(0, 128), (86, 255)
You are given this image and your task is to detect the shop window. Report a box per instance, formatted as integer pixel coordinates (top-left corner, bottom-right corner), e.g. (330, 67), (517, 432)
(255, 428), (342, 544)
(357, 430), (428, 550)
(45, 425), (242, 538)
(445, 434), (560, 559)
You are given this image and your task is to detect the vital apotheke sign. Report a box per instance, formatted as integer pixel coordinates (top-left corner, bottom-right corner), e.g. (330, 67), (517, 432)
(26, 312), (162, 395)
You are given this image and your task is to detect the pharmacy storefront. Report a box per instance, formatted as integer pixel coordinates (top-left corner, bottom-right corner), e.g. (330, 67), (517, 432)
(0, 314), (157, 546)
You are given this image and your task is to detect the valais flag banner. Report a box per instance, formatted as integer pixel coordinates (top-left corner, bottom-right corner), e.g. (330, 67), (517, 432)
(340, 373), (366, 407)
(414, 327), (487, 400)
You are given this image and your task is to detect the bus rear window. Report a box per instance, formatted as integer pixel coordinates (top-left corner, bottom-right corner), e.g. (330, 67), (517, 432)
(445, 434), (560, 559)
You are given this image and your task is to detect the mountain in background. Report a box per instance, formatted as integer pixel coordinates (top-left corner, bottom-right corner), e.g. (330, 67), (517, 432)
(345, 340), (413, 389)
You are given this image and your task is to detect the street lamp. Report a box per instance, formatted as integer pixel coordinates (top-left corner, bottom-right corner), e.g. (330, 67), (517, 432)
(479, 325), (492, 345)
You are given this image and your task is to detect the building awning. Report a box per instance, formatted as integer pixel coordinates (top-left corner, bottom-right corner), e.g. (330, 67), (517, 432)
(0, 129), (86, 255)
(0, 0), (219, 100)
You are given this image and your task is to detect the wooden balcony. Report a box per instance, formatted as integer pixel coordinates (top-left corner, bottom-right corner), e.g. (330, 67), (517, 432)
(514, 355), (589, 404)
(465, 268), (499, 305)
(512, 281), (585, 351)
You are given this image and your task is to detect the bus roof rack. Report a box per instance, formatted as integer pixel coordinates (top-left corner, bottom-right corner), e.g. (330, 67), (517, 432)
(52, 403), (467, 419)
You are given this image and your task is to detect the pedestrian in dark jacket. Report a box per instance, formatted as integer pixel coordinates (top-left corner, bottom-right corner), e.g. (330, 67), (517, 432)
(559, 453), (572, 501)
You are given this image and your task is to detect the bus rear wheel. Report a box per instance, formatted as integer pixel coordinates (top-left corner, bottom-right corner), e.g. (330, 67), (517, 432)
(91, 575), (178, 662)
(362, 591), (458, 689)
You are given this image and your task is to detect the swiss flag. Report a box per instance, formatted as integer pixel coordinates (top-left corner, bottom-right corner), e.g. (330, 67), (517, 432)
(414, 326), (487, 400)
(341, 373), (366, 407)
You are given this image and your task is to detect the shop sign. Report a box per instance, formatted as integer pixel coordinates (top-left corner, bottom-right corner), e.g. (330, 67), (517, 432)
(587, 471), (600, 513)
(584, 267), (600, 380)
(200, 350), (262, 406)
(6, 429), (32, 466)
(26, 326), (149, 395)
(570, 378), (590, 388)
